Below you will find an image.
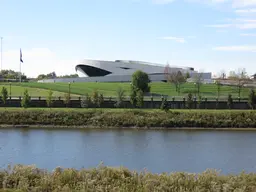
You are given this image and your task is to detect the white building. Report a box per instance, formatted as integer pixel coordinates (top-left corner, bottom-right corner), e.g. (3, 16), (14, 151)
(38, 59), (212, 83)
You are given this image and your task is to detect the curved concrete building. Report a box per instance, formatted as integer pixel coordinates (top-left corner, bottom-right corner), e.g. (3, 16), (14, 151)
(76, 59), (192, 77)
(38, 59), (212, 83)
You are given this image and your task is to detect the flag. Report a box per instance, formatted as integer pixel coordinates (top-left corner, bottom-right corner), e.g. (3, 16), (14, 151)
(20, 49), (23, 63)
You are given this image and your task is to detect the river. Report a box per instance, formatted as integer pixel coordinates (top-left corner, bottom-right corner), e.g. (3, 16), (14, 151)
(0, 128), (255, 174)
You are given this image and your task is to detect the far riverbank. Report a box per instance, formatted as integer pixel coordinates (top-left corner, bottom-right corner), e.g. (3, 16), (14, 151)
(0, 108), (255, 129)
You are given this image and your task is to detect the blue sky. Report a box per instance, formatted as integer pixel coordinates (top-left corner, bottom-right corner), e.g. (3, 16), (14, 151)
(1, 0), (256, 77)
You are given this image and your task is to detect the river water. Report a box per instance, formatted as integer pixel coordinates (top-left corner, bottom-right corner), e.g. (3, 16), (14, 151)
(0, 128), (255, 174)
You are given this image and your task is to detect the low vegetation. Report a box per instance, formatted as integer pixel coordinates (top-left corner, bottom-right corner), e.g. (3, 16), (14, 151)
(0, 109), (255, 128)
(0, 164), (256, 191)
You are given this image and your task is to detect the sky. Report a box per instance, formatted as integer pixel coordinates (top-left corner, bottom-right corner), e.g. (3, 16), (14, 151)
(1, 0), (256, 78)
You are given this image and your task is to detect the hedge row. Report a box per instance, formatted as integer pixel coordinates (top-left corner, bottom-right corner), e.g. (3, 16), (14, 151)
(0, 109), (256, 128)
(0, 164), (256, 191)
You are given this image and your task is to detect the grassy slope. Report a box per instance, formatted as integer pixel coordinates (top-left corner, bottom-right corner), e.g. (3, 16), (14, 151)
(0, 85), (79, 97)
(14, 82), (250, 98)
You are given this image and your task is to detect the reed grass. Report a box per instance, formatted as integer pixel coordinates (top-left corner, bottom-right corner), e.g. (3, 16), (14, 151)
(0, 164), (256, 191)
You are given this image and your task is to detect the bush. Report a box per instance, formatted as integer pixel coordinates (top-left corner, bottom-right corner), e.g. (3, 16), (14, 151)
(1, 87), (8, 105)
(63, 93), (70, 107)
(91, 90), (104, 108)
(21, 89), (30, 108)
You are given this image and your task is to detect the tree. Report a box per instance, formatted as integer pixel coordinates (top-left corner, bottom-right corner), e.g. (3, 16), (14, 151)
(98, 93), (104, 107)
(248, 89), (256, 109)
(21, 89), (30, 108)
(130, 87), (137, 107)
(1, 87), (8, 106)
(194, 73), (203, 97)
(186, 92), (193, 109)
(215, 80), (221, 99)
(63, 93), (70, 107)
(131, 70), (150, 93)
(160, 98), (169, 112)
(80, 93), (92, 108)
(115, 87), (126, 108)
(136, 90), (144, 108)
(227, 94), (233, 109)
(166, 70), (186, 95)
(46, 90), (54, 108)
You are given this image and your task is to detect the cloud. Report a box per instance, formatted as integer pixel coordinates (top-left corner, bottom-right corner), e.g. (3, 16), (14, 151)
(213, 45), (256, 52)
(159, 36), (186, 43)
(151, 0), (175, 4)
(206, 18), (256, 29)
(235, 8), (256, 14)
(240, 33), (256, 36)
(2, 48), (78, 78)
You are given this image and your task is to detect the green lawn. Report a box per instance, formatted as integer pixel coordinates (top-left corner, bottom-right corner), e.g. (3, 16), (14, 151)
(0, 82), (251, 99)
(0, 85), (79, 97)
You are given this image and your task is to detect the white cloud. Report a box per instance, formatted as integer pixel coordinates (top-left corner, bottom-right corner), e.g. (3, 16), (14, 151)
(240, 33), (256, 36)
(213, 45), (256, 52)
(235, 8), (256, 14)
(2, 48), (78, 78)
(159, 36), (186, 43)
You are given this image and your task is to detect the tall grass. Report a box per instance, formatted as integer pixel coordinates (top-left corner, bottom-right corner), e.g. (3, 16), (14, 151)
(0, 164), (256, 191)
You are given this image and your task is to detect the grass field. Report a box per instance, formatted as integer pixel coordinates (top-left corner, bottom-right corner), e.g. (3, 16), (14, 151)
(0, 81), (251, 99)
(0, 85), (79, 97)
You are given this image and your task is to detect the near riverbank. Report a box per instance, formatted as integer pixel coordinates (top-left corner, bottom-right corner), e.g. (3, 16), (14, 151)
(0, 164), (256, 191)
(0, 108), (255, 129)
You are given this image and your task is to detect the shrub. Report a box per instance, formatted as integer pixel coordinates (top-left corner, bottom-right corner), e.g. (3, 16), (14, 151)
(1, 87), (8, 105)
(91, 90), (104, 108)
(130, 86), (137, 107)
(21, 89), (30, 108)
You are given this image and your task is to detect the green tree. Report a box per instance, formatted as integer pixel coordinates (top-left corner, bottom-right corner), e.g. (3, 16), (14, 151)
(136, 90), (144, 108)
(130, 87), (137, 107)
(21, 89), (30, 108)
(215, 80), (221, 99)
(227, 94), (233, 109)
(63, 93), (70, 107)
(160, 97), (169, 112)
(46, 90), (54, 108)
(194, 73), (203, 97)
(248, 89), (256, 109)
(186, 92), (193, 109)
(115, 87), (126, 108)
(98, 93), (104, 107)
(167, 71), (186, 95)
(131, 70), (150, 93)
(1, 87), (8, 106)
